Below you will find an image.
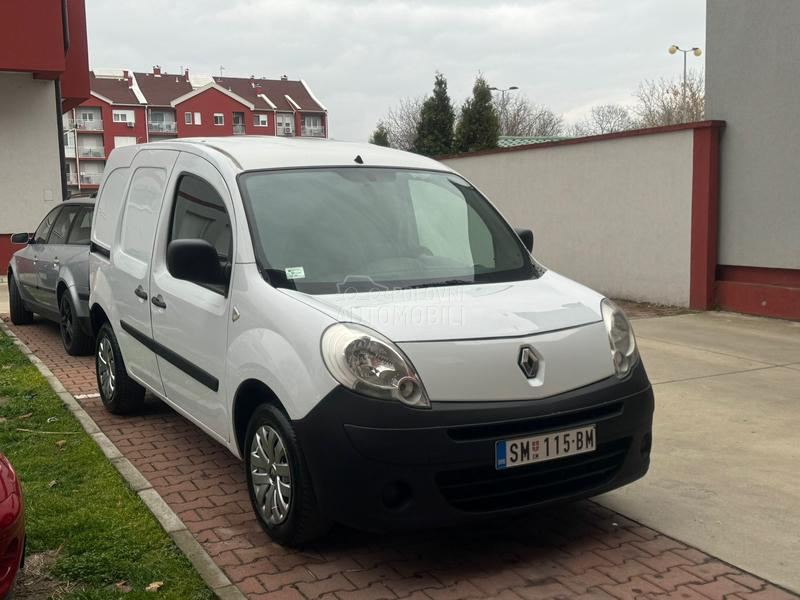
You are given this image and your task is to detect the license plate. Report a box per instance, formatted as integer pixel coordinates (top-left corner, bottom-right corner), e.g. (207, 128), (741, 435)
(495, 425), (596, 470)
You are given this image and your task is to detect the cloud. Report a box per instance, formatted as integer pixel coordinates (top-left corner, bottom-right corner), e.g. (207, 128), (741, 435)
(85, 0), (705, 140)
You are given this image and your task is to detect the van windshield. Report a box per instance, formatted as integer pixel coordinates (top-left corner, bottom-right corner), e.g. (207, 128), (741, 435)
(239, 167), (538, 294)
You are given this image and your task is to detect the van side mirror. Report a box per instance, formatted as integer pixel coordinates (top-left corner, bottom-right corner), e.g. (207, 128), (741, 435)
(167, 239), (225, 286)
(515, 228), (534, 252)
(10, 233), (30, 245)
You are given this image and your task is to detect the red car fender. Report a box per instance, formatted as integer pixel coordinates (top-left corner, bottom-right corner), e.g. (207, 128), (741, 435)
(0, 453), (24, 600)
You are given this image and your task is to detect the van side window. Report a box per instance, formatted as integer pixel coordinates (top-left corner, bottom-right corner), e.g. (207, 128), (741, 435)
(120, 168), (167, 279)
(169, 175), (233, 292)
(93, 168), (130, 249)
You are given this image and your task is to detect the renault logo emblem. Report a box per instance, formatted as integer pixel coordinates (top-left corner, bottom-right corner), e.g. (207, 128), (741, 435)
(518, 345), (539, 379)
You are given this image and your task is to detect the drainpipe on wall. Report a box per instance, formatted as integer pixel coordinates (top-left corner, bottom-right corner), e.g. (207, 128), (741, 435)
(55, 82), (68, 201)
(74, 108), (81, 191)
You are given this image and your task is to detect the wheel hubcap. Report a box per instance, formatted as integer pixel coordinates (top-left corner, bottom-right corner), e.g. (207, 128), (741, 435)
(250, 425), (292, 525)
(97, 336), (116, 398)
(60, 299), (73, 345)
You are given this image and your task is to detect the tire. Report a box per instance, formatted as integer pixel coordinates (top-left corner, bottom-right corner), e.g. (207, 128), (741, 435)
(8, 273), (33, 325)
(245, 404), (330, 546)
(59, 293), (93, 356)
(95, 322), (145, 414)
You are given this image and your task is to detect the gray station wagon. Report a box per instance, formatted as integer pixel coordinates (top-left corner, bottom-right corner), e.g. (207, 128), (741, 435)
(7, 198), (95, 355)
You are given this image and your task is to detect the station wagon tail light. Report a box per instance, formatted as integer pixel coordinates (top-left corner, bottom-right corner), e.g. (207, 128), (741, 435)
(321, 323), (431, 408)
(601, 299), (639, 378)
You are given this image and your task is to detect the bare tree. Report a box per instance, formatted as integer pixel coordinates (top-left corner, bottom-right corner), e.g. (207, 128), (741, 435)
(379, 96), (424, 151)
(571, 104), (635, 137)
(493, 93), (564, 137)
(633, 69), (704, 127)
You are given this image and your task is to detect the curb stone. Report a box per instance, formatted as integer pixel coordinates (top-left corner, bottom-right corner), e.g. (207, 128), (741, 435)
(0, 320), (247, 600)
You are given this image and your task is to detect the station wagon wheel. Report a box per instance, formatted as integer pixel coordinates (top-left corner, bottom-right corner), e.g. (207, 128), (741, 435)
(244, 404), (330, 546)
(8, 273), (33, 325)
(60, 297), (74, 348)
(59, 294), (93, 356)
(94, 322), (145, 415)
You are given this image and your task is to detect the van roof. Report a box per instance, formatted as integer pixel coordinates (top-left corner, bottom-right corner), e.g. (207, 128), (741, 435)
(145, 136), (451, 173)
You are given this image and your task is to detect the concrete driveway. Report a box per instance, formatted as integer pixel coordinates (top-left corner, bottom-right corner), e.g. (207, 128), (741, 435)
(600, 311), (800, 593)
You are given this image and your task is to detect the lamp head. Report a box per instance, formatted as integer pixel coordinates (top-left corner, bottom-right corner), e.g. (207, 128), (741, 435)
(669, 45), (679, 55)
(693, 47), (703, 57)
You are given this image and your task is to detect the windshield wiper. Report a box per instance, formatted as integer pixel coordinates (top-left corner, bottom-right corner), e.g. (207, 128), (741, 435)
(399, 279), (474, 290)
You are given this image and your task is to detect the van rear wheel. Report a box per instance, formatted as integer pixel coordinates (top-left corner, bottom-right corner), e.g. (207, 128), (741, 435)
(8, 274), (33, 325)
(95, 322), (145, 414)
(245, 404), (330, 546)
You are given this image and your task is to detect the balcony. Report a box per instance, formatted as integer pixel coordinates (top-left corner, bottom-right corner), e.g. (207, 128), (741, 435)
(78, 146), (105, 158)
(233, 124), (246, 135)
(80, 172), (103, 185)
(301, 126), (325, 137)
(66, 172), (78, 185)
(63, 117), (75, 130)
(76, 119), (103, 131)
(64, 145), (76, 158)
(148, 121), (177, 134)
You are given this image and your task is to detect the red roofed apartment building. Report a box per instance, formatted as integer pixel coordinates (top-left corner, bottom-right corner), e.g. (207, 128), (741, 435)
(63, 67), (328, 193)
(1, 0), (90, 273)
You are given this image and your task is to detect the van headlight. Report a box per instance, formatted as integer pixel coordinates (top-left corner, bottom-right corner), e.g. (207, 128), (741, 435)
(601, 299), (639, 378)
(321, 323), (430, 408)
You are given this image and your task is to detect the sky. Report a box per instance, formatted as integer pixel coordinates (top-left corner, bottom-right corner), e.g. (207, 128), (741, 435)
(84, 0), (706, 141)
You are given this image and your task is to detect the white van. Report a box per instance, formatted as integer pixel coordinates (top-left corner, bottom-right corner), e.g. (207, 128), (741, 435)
(89, 138), (653, 545)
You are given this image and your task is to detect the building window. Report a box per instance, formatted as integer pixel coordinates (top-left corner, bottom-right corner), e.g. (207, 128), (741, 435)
(194, 112), (202, 125)
(214, 113), (224, 126)
(112, 110), (135, 123)
(253, 113), (269, 127)
(114, 136), (137, 148)
(184, 112), (192, 124)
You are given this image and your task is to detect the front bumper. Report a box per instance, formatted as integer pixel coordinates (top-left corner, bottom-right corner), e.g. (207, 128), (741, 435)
(294, 362), (654, 531)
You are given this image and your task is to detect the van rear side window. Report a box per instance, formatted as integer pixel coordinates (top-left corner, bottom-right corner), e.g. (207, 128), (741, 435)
(119, 167), (167, 278)
(93, 168), (129, 248)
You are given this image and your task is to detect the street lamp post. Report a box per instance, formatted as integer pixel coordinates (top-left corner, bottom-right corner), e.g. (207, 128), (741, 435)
(668, 45), (702, 120)
(489, 86), (519, 134)
(489, 85), (519, 104)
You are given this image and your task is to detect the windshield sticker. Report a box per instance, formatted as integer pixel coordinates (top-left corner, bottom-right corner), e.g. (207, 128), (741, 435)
(285, 266), (306, 280)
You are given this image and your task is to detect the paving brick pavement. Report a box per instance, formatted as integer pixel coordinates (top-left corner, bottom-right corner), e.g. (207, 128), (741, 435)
(2, 315), (796, 600)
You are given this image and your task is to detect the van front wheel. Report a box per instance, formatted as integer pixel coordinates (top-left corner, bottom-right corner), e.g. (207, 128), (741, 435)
(95, 322), (145, 414)
(244, 404), (329, 546)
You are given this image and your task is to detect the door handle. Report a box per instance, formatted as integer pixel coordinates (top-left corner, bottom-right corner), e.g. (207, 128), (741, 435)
(53, 258), (60, 269)
(151, 295), (167, 309)
(134, 285), (148, 300)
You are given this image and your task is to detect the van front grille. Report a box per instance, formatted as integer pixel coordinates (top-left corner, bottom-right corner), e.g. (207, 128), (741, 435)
(435, 438), (630, 512)
(446, 401), (623, 442)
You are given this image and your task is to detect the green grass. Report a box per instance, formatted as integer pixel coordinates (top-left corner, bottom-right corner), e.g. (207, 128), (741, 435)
(0, 331), (214, 600)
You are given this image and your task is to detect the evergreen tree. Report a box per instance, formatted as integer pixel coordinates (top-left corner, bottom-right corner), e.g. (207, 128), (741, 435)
(413, 73), (455, 156)
(454, 75), (500, 153)
(369, 123), (391, 147)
